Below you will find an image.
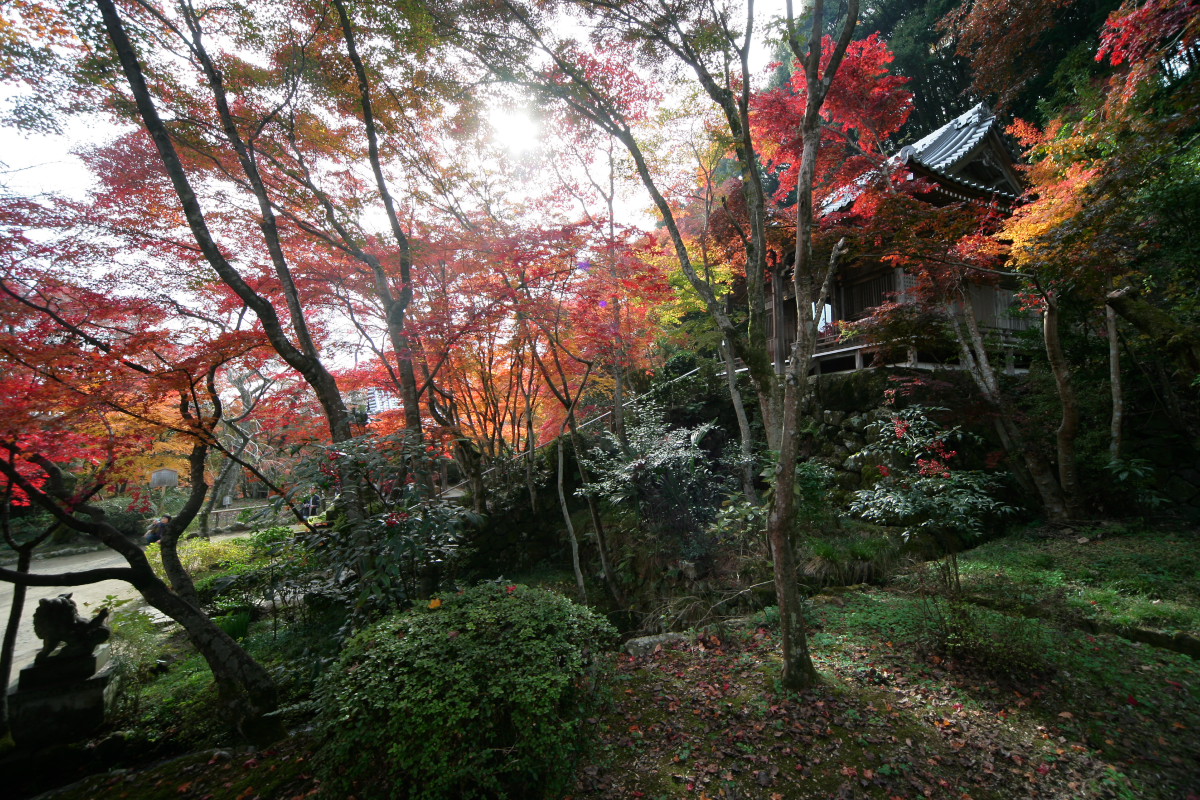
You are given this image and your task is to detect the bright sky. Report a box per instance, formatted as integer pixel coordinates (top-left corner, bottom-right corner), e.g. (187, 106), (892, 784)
(1, 0), (801, 220)
(0, 119), (100, 200)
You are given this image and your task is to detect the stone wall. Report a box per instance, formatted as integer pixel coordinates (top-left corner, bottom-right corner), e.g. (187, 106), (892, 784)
(806, 405), (890, 493)
(806, 368), (984, 498)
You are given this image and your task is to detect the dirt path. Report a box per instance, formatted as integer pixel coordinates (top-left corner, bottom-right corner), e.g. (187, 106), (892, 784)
(2, 534), (249, 689)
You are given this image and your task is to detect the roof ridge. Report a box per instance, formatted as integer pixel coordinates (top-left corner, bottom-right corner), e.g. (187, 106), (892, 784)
(906, 102), (996, 171)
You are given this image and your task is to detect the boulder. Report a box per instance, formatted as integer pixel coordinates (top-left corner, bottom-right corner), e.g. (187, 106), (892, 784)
(624, 632), (687, 658)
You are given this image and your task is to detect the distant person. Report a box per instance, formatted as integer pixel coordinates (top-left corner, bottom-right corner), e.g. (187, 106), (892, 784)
(302, 493), (324, 519)
(145, 514), (171, 544)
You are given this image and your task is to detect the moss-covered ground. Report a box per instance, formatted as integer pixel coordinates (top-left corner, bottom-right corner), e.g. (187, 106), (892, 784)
(16, 523), (1200, 800)
(573, 587), (1199, 800)
(948, 522), (1200, 636)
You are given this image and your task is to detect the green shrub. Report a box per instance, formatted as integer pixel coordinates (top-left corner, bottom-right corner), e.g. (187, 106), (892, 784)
(146, 536), (256, 582)
(118, 651), (226, 748)
(802, 534), (903, 586)
(751, 604), (781, 629)
(314, 583), (616, 799)
(107, 600), (163, 682)
(926, 602), (1055, 680)
(582, 408), (733, 563)
(286, 433), (480, 616)
(849, 405), (1014, 592)
(214, 609), (252, 640)
(247, 525), (293, 553)
(98, 507), (149, 539)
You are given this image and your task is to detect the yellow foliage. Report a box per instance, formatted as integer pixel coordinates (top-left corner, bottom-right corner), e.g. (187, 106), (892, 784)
(145, 537), (254, 584)
(1002, 121), (1103, 273)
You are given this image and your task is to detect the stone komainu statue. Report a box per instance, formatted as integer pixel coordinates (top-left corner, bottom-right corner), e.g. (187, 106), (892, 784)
(32, 593), (110, 662)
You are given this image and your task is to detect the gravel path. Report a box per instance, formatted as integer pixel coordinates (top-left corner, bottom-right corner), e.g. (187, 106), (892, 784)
(2, 534), (248, 690)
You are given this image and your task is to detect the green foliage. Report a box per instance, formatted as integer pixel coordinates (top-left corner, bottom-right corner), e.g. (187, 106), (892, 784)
(107, 599), (348, 751)
(850, 469), (1010, 546)
(182, 526), (297, 612)
(802, 533), (904, 587)
(145, 536), (257, 584)
(857, 0), (974, 136)
(106, 599), (162, 683)
(849, 405), (1014, 590)
(314, 583), (616, 800)
(708, 496), (770, 572)
(0, 511), (55, 549)
(954, 524), (1200, 634)
(925, 602), (1056, 680)
(827, 588), (1054, 680)
(142, 528), (299, 616)
(1103, 458), (1168, 513)
(582, 407), (733, 562)
(479, 450), (549, 516)
(213, 609), (252, 640)
(191, 562), (256, 605)
(760, 458), (836, 524)
(641, 353), (732, 425)
(750, 604), (781, 629)
(1134, 138), (1200, 323)
(247, 525), (294, 552)
(709, 496), (768, 544)
(291, 432), (480, 616)
(95, 505), (147, 539)
(113, 649), (227, 749)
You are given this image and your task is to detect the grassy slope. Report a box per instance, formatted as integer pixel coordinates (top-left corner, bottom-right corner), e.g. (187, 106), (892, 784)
(950, 523), (1200, 636)
(25, 525), (1200, 800)
(575, 588), (1199, 800)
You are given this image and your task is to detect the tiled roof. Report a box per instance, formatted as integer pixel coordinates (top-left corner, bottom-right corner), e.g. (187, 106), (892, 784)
(821, 168), (888, 214)
(900, 102), (996, 172)
(919, 167), (1021, 204)
(820, 102), (1018, 214)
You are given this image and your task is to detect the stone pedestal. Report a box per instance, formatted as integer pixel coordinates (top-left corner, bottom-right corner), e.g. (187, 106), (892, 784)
(8, 644), (120, 748)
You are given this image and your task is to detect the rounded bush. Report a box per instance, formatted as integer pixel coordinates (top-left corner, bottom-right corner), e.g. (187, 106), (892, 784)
(100, 508), (147, 539)
(314, 583), (616, 799)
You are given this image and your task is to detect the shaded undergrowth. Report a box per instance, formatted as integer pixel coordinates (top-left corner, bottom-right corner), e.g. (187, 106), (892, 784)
(575, 587), (1200, 800)
(21, 524), (1200, 800)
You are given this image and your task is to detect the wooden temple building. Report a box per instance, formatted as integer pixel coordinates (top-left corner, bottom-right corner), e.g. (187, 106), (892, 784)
(766, 102), (1034, 374)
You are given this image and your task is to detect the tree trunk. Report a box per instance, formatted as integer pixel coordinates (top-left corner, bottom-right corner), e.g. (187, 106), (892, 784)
(0, 443), (281, 742)
(766, 377), (821, 691)
(332, 0), (424, 437)
(1107, 286), (1200, 378)
(200, 451), (242, 537)
(134, 574), (281, 744)
(95, 0), (358, 451)
(1107, 303), (1123, 462)
(949, 294), (1069, 520)
(721, 338), (759, 504)
(990, 417), (1039, 499)
(998, 412), (1069, 520)
(525, 398), (539, 514)
(557, 441), (587, 603)
(155, 443), (214, 610)
(763, 0), (860, 691)
(567, 419), (624, 608)
(1042, 294), (1083, 518)
(605, 156), (629, 451)
(453, 436), (486, 514)
(612, 361), (627, 449)
(0, 535), (281, 743)
(0, 548), (32, 738)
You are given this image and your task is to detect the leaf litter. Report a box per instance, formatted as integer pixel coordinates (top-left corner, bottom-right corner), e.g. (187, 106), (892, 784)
(572, 593), (1199, 800)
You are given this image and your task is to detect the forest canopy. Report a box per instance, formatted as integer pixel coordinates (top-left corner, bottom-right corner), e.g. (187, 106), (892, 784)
(0, 2), (1198, 793)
